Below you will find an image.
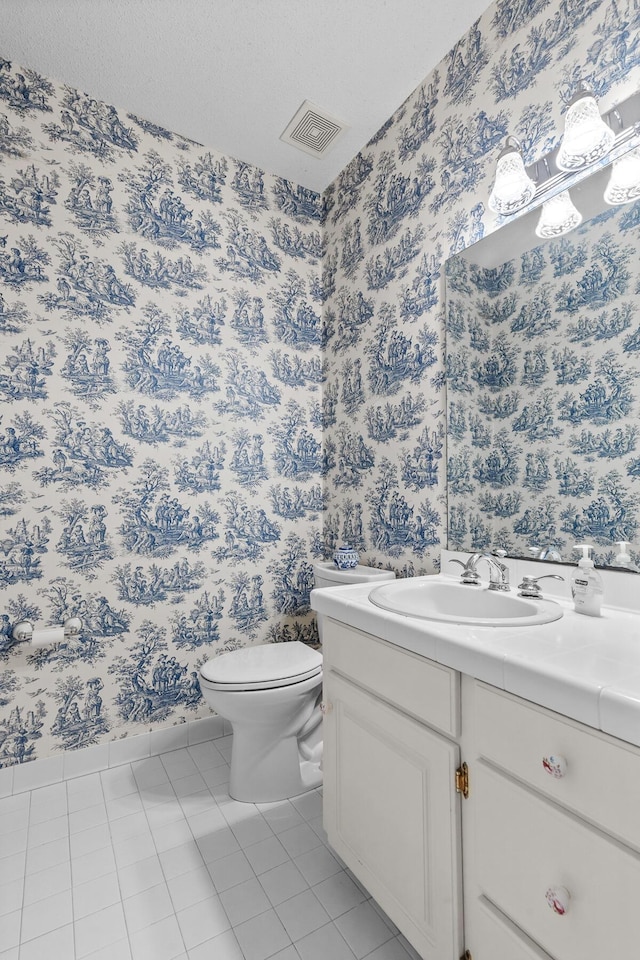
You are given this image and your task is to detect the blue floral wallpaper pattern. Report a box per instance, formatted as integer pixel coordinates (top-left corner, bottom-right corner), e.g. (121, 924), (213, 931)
(0, 58), (324, 765)
(2, 0), (640, 765)
(321, 0), (640, 577)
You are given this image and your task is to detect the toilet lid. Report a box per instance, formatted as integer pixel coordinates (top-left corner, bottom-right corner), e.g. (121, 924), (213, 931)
(200, 641), (322, 691)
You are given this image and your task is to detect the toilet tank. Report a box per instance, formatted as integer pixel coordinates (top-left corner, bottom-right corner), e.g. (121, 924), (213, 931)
(312, 561), (396, 643)
(312, 560), (396, 590)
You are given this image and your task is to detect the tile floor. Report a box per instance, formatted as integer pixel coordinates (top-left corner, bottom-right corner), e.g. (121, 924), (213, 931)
(0, 736), (421, 960)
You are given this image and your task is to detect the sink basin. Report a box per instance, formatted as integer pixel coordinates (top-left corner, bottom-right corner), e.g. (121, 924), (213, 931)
(369, 578), (563, 627)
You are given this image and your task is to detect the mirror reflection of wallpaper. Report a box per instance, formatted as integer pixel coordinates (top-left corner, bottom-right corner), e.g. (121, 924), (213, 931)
(0, 59), (324, 766)
(446, 199), (640, 567)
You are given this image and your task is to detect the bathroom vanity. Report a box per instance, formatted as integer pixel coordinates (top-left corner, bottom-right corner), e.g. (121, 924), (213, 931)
(312, 571), (640, 960)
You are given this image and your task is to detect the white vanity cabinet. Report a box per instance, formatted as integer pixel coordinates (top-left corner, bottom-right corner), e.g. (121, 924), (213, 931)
(463, 679), (640, 960)
(319, 614), (640, 960)
(321, 619), (464, 960)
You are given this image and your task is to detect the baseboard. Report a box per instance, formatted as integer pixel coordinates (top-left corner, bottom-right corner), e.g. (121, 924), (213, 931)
(0, 714), (232, 798)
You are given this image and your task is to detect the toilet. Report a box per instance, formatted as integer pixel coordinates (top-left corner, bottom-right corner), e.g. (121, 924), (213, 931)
(199, 561), (395, 803)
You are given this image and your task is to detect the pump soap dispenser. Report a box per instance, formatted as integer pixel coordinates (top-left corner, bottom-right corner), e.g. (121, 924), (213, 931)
(614, 541), (638, 571)
(571, 544), (603, 617)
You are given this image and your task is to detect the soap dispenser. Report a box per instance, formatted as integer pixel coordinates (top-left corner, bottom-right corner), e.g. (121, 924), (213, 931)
(571, 544), (603, 617)
(614, 541), (638, 571)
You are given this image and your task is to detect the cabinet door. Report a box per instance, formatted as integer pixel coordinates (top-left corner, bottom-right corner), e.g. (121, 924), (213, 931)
(323, 670), (463, 960)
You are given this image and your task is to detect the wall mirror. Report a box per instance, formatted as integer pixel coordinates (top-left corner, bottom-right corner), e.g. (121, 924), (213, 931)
(444, 151), (640, 570)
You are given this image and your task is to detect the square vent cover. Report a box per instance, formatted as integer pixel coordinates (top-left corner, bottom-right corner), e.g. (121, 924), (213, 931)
(280, 100), (347, 158)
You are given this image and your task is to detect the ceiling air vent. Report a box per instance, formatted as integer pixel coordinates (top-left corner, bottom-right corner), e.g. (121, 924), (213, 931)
(280, 100), (347, 158)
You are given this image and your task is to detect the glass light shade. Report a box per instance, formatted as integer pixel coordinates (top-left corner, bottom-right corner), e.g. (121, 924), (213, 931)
(488, 145), (536, 215)
(604, 148), (640, 205)
(556, 91), (615, 171)
(535, 191), (582, 239)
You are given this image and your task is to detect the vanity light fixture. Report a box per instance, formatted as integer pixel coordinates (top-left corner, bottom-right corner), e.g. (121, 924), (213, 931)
(535, 190), (582, 239)
(488, 136), (537, 215)
(556, 81), (616, 172)
(603, 146), (640, 204)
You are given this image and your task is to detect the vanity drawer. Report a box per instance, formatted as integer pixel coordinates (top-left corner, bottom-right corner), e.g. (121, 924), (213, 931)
(474, 682), (640, 850)
(323, 619), (460, 737)
(475, 761), (640, 960)
(468, 895), (553, 960)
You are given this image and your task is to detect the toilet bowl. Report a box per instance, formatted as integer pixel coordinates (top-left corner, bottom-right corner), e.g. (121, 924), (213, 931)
(200, 641), (323, 802)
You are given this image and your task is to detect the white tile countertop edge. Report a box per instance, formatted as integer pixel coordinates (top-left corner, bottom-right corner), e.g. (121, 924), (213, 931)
(311, 554), (640, 749)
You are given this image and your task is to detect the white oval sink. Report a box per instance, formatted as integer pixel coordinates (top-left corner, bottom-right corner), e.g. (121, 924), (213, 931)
(369, 578), (563, 627)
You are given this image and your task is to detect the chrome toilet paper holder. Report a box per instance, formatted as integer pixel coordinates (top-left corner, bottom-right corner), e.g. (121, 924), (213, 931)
(12, 617), (83, 642)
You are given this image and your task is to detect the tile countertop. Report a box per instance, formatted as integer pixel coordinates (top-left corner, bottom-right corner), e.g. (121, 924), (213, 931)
(310, 568), (640, 750)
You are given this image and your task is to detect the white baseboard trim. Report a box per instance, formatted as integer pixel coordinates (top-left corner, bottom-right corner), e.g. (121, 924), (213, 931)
(0, 714), (232, 798)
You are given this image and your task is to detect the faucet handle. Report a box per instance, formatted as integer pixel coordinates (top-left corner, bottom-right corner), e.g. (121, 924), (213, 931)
(448, 558), (481, 585)
(518, 574), (565, 599)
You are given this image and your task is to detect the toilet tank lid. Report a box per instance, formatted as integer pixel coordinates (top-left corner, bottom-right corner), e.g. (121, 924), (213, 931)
(312, 560), (396, 585)
(200, 641), (322, 685)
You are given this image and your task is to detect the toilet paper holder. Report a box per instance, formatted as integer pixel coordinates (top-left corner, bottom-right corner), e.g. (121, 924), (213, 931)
(12, 617), (83, 642)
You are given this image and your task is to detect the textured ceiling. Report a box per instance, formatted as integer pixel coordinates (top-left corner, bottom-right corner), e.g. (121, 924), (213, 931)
(1, 0), (492, 192)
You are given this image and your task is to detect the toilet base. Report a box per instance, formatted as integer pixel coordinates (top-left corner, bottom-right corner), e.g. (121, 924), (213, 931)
(229, 727), (323, 802)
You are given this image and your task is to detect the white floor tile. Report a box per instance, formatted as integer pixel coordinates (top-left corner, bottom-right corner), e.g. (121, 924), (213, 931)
(69, 803), (108, 835)
(294, 845), (342, 885)
(186, 928), (244, 960)
(74, 901), (128, 958)
(25, 836), (69, 875)
(195, 825), (241, 864)
(159, 840), (205, 880)
(20, 889), (73, 943)
(206, 850), (255, 893)
(27, 814), (68, 848)
(0, 877), (23, 917)
(23, 859), (71, 907)
(72, 871), (121, 920)
(70, 822), (112, 859)
(219, 876), (271, 926)
(106, 792), (144, 821)
(72, 844), (117, 886)
(118, 854), (165, 899)
(67, 773), (104, 813)
(3, 746), (402, 960)
(101, 765), (137, 801)
(363, 938), (413, 960)
(312, 871), (368, 919)
(233, 908), (291, 960)
(18, 922), (74, 960)
(166, 864), (216, 912)
(0, 909), (20, 951)
(275, 888), (331, 942)
(129, 914), (186, 960)
(295, 921), (357, 960)
(110, 811), (151, 844)
(335, 902), (395, 959)
(278, 823), (323, 859)
(113, 832), (156, 869)
(123, 882), (174, 934)
(176, 894), (231, 950)
(259, 860), (309, 907)
(230, 814), (274, 848)
(243, 835), (290, 875)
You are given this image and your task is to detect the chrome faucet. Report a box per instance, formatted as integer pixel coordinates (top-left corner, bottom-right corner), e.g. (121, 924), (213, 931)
(449, 552), (510, 591)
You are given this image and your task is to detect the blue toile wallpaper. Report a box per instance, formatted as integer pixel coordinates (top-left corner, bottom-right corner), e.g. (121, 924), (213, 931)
(446, 200), (640, 565)
(0, 59), (324, 765)
(321, 0), (640, 575)
(3, 0), (640, 766)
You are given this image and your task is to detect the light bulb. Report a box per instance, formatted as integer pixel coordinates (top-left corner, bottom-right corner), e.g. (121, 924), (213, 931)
(488, 137), (536, 215)
(535, 191), (582, 239)
(557, 83), (615, 172)
(604, 147), (640, 205)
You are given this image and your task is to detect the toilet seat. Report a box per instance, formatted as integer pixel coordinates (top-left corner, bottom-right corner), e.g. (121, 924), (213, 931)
(200, 641), (322, 692)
